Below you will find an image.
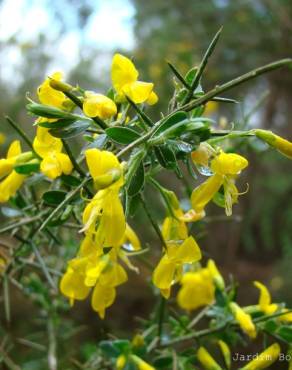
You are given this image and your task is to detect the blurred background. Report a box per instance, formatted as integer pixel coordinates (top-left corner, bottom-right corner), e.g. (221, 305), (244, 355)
(0, 0), (292, 368)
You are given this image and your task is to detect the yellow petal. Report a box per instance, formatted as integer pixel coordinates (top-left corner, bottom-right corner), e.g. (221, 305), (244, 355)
(146, 91), (158, 105)
(91, 283), (116, 319)
(7, 140), (21, 158)
(0, 171), (26, 203)
(207, 259), (225, 290)
(218, 340), (231, 369)
(123, 223), (141, 250)
(177, 270), (214, 311)
(162, 215), (188, 242)
(37, 71), (66, 108)
(60, 269), (90, 303)
(122, 81), (153, 104)
(152, 255), (176, 291)
(173, 236), (202, 264)
(211, 152), (248, 175)
(33, 127), (62, 158)
(191, 174), (223, 213)
(111, 53), (139, 94)
(83, 92), (117, 119)
(131, 355), (155, 370)
(85, 148), (121, 185)
(100, 263), (128, 287)
(230, 302), (256, 339)
(40, 155), (62, 179)
(55, 153), (73, 175)
(197, 347), (221, 370)
(242, 343), (280, 370)
(254, 281), (278, 314)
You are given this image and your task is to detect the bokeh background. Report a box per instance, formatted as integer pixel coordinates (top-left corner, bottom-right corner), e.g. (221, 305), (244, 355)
(0, 0), (292, 368)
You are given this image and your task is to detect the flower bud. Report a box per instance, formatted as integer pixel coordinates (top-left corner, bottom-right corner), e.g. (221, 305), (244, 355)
(49, 78), (73, 93)
(254, 129), (292, 159)
(197, 346), (221, 370)
(241, 343), (280, 370)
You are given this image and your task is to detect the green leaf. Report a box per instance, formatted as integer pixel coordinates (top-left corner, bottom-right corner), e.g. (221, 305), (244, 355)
(14, 162), (40, 175)
(61, 174), (82, 187)
(87, 133), (108, 149)
(277, 326), (292, 342)
(37, 118), (76, 128)
(128, 194), (141, 217)
(26, 103), (75, 119)
(49, 121), (90, 138)
(127, 161), (145, 197)
(106, 126), (140, 145)
(152, 111), (187, 137)
(42, 190), (67, 206)
(99, 341), (120, 358)
(264, 320), (278, 333)
(154, 145), (178, 170)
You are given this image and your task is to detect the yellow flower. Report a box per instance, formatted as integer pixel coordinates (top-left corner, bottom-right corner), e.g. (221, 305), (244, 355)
(82, 187), (126, 247)
(254, 281), (278, 314)
(177, 260), (221, 311)
(37, 71), (67, 108)
(0, 140), (27, 203)
(177, 268), (215, 311)
(153, 236), (202, 298)
(241, 343), (280, 370)
(111, 53), (158, 105)
(197, 347), (221, 370)
(83, 91), (117, 119)
(229, 302), (257, 339)
(191, 152), (248, 216)
(85, 148), (123, 189)
(60, 266), (91, 306)
(33, 127), (73, 179)
(218, 340), (231, 369)
(254, 129), (292, 159)
(130, 355), (155, 370)
(0, 257), (6, 274)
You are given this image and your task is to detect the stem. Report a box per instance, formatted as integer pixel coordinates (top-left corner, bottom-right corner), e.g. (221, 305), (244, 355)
(48, 317), (57, 370)
(5, 116), (40, 158)
(117, 130), (153, 158)
(126, 96), (154, 127)
(0, 212), (49, 234)
(178, 58), (292, 113)
(139, 194), (167, 250)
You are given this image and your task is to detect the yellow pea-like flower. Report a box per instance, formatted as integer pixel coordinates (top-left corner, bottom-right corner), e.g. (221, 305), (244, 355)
(191, 173), (223, 213)
(33, 127), (73, 179)
(0, 140), (22, 178)
(40, 152), (73, 179)
(111, 53), (158, 105)
(254, 281), (278, 314)
(197, 346), (221, 370)
(241, 343), (280, 370)
(60, 267), (91, 306)
(37, 71), (67, 108)
(177, 269), (215, 311)
(83, 91), (117, 119)
(229, 302), (257, 339)
(82, 187), (126, 247)
(210, 152), (248, 176)
(153, 236), (202, 298)
(85, 148), (123, 189)
(0, 170), (26, 203)
(191, 151), (248, 216)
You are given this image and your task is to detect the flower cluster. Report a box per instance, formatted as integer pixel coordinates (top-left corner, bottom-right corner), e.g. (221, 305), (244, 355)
(1, 43), (292, 370)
